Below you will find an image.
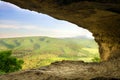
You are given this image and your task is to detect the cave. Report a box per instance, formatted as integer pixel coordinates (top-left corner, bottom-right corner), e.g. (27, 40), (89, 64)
(0, 0), (120, 80)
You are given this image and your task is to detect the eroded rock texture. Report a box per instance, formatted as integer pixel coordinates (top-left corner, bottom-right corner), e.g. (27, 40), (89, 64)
(0, 60), (120, 80)
(2, 0), (120, 61)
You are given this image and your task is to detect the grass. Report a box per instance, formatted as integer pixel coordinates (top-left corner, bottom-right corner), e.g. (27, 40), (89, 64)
(0, 36), (99, 70)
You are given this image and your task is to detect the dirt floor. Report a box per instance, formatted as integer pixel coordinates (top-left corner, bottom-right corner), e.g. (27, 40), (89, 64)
(0, 58), (120, 80)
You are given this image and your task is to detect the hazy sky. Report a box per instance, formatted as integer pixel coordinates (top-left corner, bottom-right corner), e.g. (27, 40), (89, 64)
(0, 1), (94, 39)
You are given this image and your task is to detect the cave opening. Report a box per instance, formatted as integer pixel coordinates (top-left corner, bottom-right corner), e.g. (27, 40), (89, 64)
(0, 0), (120, 80)
(0, 1), (101, 71)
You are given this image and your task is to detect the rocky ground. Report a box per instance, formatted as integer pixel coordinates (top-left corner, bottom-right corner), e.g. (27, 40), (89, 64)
(0, 58), (120, 80)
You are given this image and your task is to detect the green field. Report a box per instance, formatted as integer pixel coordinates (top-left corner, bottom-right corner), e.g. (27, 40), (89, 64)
(0, 36), (99, 70)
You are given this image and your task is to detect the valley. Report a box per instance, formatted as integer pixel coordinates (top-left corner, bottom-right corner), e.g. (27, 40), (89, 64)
(0, 36), (99, 70)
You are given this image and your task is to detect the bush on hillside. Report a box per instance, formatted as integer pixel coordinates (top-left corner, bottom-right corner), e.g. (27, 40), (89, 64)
(91, 57), (100, 62)
(0, 50), (24, 74)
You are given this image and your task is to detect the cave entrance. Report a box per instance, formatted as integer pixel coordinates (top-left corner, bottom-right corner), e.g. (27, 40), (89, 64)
(0, 1), (100, 70)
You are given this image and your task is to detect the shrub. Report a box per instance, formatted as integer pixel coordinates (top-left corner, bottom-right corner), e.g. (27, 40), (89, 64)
(91, 57), (100, 62)
(0, 50), (24, 74)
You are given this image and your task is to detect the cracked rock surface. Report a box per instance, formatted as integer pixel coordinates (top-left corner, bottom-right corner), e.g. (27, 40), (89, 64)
(0, 59), (120, 80)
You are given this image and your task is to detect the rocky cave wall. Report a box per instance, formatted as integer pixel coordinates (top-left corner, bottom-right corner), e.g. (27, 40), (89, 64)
(2, 0), (120, 61)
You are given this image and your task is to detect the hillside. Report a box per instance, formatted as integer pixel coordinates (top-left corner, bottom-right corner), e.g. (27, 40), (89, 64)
(0, 36), (99, 70)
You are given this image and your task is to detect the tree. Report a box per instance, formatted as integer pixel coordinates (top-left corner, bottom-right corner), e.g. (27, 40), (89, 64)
(0, 50), (24, 73)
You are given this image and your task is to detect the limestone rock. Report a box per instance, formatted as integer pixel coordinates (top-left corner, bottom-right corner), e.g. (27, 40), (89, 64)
(0, 59), (120, 80)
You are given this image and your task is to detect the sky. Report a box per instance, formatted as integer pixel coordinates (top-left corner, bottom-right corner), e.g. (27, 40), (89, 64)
(0, 1), (94, 39)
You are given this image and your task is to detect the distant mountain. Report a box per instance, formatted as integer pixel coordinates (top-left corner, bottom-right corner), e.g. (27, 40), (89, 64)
(0, 36), (97, 50)
(70, 35), (94, 39)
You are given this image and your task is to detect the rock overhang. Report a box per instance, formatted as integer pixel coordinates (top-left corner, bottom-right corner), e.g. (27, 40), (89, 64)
(2, 0), (120, 61)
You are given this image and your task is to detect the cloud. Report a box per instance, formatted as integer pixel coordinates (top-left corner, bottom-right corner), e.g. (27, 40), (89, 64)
(0, 1), (94, 39)
(0, 20), (94, 39)
(0, 20), (41, 30)
(0, 24), (94, 38)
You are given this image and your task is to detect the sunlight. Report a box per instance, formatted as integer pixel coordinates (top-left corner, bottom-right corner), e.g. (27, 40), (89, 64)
(0, 1), (94, 39)
(0, 1), (99, 72)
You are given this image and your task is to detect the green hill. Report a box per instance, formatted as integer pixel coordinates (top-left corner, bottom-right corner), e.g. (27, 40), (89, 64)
(0, 36), (99, 70)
